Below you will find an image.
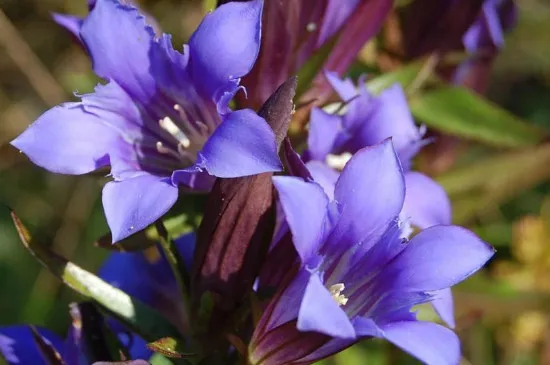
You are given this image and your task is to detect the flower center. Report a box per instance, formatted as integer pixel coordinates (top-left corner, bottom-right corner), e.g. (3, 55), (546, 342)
(329, 283), (349, 306)
(156, 104), (213, 166)
(326, 152), (352, 171)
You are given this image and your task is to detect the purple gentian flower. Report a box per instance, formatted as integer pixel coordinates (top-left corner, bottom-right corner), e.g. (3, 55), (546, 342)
(249, 141), (494, 365)
(52, 0), (98, 40)
(0, 320), (150, 364)
(307, 74), (451, 236)
(306, 73), (455, 326)
(453, 0), (517, 89)
(100, 233), (195, 335)
(12, 0), (282, 242)
(0, 326), (68, 365)
(462, 0), (516, 53)
(53, 0), (162, 43)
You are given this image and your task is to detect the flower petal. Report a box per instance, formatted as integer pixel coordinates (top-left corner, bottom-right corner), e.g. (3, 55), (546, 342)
(0, 326), (64, 365)
(403, 172), (451, 229)
(345, 84), (422, 162)
(11, 103), (118, 175)
(81, 0), (156, 102)
(307, 107), (342, 161)
(195, 109), (282, 178)
(352, 316), (383, 337)
(317, 0), (361, 47)
(189, 0), (263, 99)
(327, 140), (405, 253)
(119, 334), (152, 361)
(380, 321), (460, 365)
(100, 235), (195, 333)
(272, 176), (328, 263)
(325, 71), (357, 101)
(102, 175), (179, 242)
(306, 161), (338, 200)
(171, 170), (215, 191)
(431, 288), (456, 328)
(99, 251), (168, 306)
(52, 13), (83, 41)
(293, 337), (354, 364)
(385, 225), (494, 292)
(297, 273), (356, 340)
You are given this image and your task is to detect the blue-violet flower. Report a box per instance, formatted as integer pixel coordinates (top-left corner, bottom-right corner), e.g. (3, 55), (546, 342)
(249, 140), (494, 365)
(12, 0), (281, 242)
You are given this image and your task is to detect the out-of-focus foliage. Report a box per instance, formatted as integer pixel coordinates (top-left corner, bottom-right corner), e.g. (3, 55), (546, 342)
(1, 0), (550, 364)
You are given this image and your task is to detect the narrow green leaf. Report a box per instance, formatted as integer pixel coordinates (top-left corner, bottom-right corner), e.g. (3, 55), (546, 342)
(410, 86), (546, 147)
(296, 36), (337, 98)
(365, 61), (423, 95)
(10, 211), (183, 345)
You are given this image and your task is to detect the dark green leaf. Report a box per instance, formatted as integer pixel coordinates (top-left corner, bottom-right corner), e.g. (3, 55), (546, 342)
(410, 86), (546, 147)
(365, 61), (424, 95)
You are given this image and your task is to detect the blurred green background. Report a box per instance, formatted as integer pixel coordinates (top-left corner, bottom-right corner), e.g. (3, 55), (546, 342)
(1, 0), (550, 364)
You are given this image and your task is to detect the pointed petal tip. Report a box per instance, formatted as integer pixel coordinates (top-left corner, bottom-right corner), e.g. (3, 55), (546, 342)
(272, 176), (328, 263)
(381, 321), (460, 365)
(102, 176), (179, 243)
(389, 225), (495, 292)
(190, 0), (263, 98)
(198, 109), (282, 178)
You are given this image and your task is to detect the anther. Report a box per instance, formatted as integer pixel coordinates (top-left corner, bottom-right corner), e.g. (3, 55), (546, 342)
(326, 153), (352, 171)
(329, 283), (349, 306)
(159, 116), (191, 148)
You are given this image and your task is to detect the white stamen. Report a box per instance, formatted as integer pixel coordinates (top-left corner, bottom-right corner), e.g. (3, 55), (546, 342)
(306, 22), (317, 32)
(156, 141), (183, 160)
(398, 213), (414, 240)
(329, 283), (348, 306)
(159, 116), (191, 148)
(326, 152), (353, 171)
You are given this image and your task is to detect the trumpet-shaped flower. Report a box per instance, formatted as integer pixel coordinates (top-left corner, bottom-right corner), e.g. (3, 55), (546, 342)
(306, 74), (455, 325)
(12, 0), (281, 242)
(249, 141), (494, 365)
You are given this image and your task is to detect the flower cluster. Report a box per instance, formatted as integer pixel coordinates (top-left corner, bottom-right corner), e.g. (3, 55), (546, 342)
(1, 0), (516, 364)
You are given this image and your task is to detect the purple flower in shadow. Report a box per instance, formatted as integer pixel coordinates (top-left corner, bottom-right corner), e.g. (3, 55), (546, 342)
(453, 0), (517, 90)
(0, 233), (195, 364)
(237, 0), (393, 109)
(12, 0), (281, 242)
(249, 141), (494, 365)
